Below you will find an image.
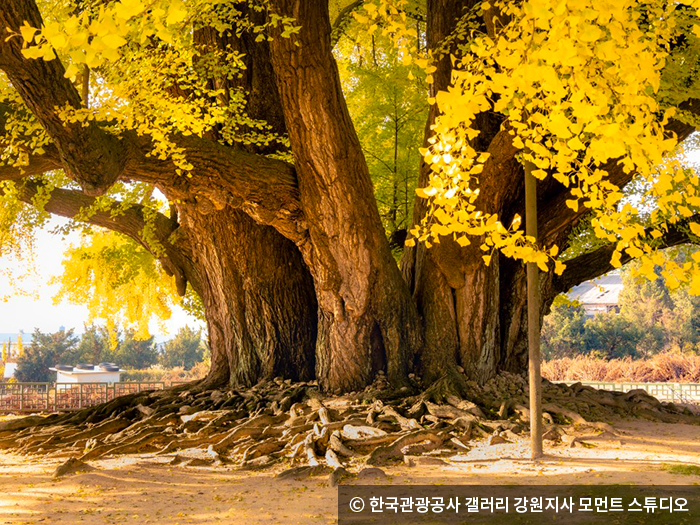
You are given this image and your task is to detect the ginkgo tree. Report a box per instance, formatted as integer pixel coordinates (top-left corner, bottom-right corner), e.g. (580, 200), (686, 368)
(1, 0), (699, 394)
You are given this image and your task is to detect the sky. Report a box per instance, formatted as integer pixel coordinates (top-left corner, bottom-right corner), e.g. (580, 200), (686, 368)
(0, 217), (201, 338)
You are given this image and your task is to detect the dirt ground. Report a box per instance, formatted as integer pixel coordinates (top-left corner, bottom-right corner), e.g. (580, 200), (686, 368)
(0, 418), (699, 525)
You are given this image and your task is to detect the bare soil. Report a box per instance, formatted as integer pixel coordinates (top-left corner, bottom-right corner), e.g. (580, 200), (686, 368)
(1, 418), (699, 525)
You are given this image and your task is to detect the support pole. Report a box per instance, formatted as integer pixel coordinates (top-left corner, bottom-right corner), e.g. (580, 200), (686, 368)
(524, 161), (543, 459)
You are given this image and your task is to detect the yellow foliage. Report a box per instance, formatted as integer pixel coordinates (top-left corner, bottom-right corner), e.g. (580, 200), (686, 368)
(3, 0), (298, 175)
(51, 231), (182, 339)
(377, 0), (700, 289)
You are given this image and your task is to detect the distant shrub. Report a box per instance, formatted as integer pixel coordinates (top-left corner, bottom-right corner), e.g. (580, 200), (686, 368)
(120, 362), (207, 384)
(542, 351), (700, 383)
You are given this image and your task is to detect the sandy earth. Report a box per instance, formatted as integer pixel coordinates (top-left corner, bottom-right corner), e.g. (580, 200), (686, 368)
(0, 419), (699, 524)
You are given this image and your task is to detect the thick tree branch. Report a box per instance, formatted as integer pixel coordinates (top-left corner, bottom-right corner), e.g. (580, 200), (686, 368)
(18, 182), (171, 248)
(118, 132), (306, 243)
(0, 152), (60, 181)
(0, 0), (127, 195)
(331, 0), (364, 46)
(0, 130), (307, 243)
(553, 215), (700, 294)
(16, 182), (195, 296)
(0, 2), (307, 242)
(0, 110), (304, 244)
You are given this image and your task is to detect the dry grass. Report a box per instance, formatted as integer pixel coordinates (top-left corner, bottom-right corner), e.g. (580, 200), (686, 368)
(542, 351), (700, 382)
(120, 361), (209, 384)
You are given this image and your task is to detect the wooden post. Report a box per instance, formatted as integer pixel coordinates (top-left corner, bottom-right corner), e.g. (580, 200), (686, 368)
(524, 161), (544, 460)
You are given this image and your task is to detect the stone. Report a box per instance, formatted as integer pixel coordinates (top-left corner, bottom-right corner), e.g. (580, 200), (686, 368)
(450, 436), (470, 450)
(341, 425), (387, 440)
(487, 434), (510, 446)
(404, 456), (447, 467)
(53, 458), (95, 478)
(136, 404), (155, 417)
(243, 455), (275, 469)
(356, 467), (388, 481)
(169, 455), (185, 465)
(328, 467), (350, 487)
(276, 465), (331, 480)
(543, 428), (561, 442)
(562, 434), (579, 448)
(502, 430), (521, 441)
(182, 457), (212, 467)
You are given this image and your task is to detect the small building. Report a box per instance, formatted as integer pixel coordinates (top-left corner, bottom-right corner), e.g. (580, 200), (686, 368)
(49, 364), (122, 384)
(568, 273), (624, 317)
(3, 361), (17, 380)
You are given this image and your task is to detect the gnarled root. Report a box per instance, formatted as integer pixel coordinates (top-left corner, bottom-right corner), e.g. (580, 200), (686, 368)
(0, 373), (694, 473)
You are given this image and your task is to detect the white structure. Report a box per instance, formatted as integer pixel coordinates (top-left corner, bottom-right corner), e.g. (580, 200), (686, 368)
(49, 366), (122, 383)
(568, 273), (624, 317)
(3, 362), (17, 380)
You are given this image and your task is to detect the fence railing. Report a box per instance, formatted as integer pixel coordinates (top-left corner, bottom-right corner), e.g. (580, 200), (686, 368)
(0, 381), (167, 413)
(554, 381), (700, 403)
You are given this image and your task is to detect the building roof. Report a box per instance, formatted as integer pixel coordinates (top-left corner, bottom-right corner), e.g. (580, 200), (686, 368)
(568, 273), (623, 306)
(49, 368), (122, 374)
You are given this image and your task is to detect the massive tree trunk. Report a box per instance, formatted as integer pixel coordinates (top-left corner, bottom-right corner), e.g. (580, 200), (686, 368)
(401, 0), (699, 386)
(267, 0), (421, 393)
(402, 0), (519, 386)
(174, 205), (317, 389)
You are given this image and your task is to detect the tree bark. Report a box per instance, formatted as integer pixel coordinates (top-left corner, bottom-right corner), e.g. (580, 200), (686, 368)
(175, 205), (317, 388)
(267, 0), (421, 392)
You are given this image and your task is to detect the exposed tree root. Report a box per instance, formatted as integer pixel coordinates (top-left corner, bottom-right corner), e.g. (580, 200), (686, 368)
(0, 373), (696, 475)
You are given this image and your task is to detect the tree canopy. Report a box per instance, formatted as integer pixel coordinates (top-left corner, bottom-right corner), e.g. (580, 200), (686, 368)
(14, 327), (78, 381)
(159, 325), (205, 370)
(401, 0), (700, 285)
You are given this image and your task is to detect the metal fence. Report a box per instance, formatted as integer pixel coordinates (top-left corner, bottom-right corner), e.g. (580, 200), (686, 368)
(554, 381), (700, 403)
(0, 381), (166, 413)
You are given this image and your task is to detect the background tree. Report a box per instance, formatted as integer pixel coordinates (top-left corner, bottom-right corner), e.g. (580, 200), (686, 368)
(543, 247), (700, 359)
(619, 269), (674, 356)
(541, 297), (586, 359)
(583, 312), (642, 359)
(666, 286), (700, 350)
(75, 323), (111, 364)
(14, 328), (79, 382)
(112, 328), (158, 370)
(159, 326), (204, 370)
(337, 28), (427, 253)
